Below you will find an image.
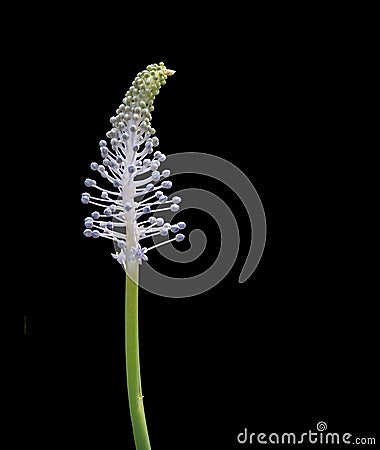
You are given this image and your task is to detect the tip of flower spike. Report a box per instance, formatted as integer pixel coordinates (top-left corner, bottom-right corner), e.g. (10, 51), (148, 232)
(163, 68), (176, 76)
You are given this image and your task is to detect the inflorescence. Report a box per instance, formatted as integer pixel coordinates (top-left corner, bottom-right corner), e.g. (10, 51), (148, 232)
(81, 63), (185, 268)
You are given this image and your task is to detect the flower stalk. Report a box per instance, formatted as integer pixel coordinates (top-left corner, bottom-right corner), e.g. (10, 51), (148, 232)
(125, 261), (151, 450)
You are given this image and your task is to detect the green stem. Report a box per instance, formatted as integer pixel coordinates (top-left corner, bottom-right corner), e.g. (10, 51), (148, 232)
(125, 261), (151, 450)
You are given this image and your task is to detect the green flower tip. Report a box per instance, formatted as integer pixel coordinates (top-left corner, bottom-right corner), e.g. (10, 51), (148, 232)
(108, 63), (174, 135)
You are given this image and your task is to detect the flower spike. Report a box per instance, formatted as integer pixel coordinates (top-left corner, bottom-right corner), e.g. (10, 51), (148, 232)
(81, 62), (186, 268)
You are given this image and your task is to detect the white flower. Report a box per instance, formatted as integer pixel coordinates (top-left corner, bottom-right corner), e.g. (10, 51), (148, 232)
(81, 63), (185, 268)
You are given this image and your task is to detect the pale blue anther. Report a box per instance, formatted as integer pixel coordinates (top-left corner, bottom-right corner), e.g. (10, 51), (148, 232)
(117, 240), (126, 249)
(128, 165), (136, 173)
(142, 206), (151, 213)
(100, 147), (108, 157)
(155, 191), (163, 198)
(85, 178), (96, 187)
(148, 217), (157, 224)
(154, 151), (162, 158)
(162, 181), (172, 189)
(124, 202), (132, 211)
(81, 193), (90, 204)
(98, 165), (105, 173)
(170, 225), (179, 233)
(156, 218), (164, 226)
(84, 218), (94, 228)
(146, 183), (154, 191)
(83, 229), (92, 237)
(91, 211), (100, 219)
(101, 191), (109, 199)
(170, 204), (180, 212)
(133, 144), (139, 152)
(110, 138), (118, 146)
(110, 205), (117, 212)
(103, 158), (110, 166)
(106, 221), (113, 230)
(130, 125), (137, 133)
(152, 171), (160, 181)
(162, 169), (170, 177)
(159, 195), (167, 202)
(152, 137), (159, 147)
(172, 196), (181, 204)
(113, 179), (120, 187)
(175, 234), (185, 242)
(90, 162), (99, 171)
(99, 140), (107, 147)
(159, 155), (166, 162)
(145, 141), (153, 150)
(104, 207), (112, 216)
(92, 230), (100, 238)
(143, 159), (151, 167)
(160, 228), (168, 236)
(99, 222), (107, 228)
(116, 156), (123, 164)
(177, 221), (186, 229)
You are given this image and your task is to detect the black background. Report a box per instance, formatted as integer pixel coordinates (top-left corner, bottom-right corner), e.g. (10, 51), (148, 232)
(23, 8), (377, 449)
